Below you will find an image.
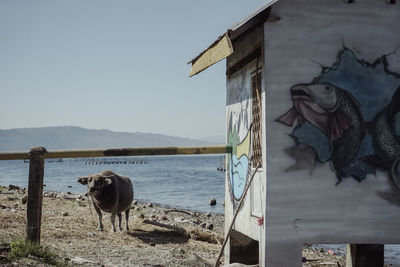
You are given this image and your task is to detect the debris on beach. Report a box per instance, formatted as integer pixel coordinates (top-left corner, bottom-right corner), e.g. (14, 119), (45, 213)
(210, 198), (217, 206)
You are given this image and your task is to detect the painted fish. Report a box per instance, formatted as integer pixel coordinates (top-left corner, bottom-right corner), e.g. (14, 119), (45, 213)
(363, 86), (400, 190)
(277, 82), (365, 182)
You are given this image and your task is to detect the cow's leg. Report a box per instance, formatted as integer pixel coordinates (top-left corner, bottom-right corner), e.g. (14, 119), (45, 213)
(125, 209), (130, 231)
(117, 212), (122, 231)
(92, 202), (103, 231)
(110, 211), (117, 232)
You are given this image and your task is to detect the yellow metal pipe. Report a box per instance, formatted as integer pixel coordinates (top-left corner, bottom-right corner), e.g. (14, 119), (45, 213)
(0, 145), (232, 160)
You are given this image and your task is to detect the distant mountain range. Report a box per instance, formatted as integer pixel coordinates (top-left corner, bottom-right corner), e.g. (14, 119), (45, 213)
(0, 126), (225, 151)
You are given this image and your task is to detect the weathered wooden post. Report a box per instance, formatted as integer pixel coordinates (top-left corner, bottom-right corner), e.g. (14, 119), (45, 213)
(26, 146), (47, 243)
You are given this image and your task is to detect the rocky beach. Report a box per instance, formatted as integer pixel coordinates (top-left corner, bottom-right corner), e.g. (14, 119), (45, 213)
(0, 185), (349, 266)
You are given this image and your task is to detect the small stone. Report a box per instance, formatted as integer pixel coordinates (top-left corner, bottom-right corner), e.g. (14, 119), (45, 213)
(161, 216), (168, 221)
(150, 243), (156, 246)
(148, 203), (153, 208)
(207, 223), (214, 230)
(150, 214), (156, 219)
(8, 184), (20, 191)
(206, 213), (211, 217)
(62, 212), (69, 216)
(67, 192), (71, 195)
(201, 222), (207, 228)
(139, 213), (145, 219)
(13, 203), (19, 208)
(209, 198), (217, 206)
(21, 195), (28, 204)
(133, 200), (138, 205)
(88, 232), (96, 237)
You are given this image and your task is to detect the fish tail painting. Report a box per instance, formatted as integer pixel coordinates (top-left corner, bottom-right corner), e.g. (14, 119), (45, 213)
(276, 45), (400, 190)
(363, 86), (400, 190)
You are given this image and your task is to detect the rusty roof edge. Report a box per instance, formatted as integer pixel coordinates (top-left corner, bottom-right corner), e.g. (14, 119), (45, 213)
(188, 0), (278, 66)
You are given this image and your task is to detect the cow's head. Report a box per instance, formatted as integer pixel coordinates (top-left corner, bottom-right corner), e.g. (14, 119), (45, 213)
(77, 174), (112, 195)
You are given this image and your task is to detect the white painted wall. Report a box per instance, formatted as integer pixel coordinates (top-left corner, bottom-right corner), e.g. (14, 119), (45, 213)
(264, 0), (400, 266)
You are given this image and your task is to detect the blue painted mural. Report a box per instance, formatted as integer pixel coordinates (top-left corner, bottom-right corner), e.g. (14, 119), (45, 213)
(276, 46), (400, 189)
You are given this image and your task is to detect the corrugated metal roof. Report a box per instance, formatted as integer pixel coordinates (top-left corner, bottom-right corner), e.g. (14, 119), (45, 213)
(188, 0), (278, 72)
(228, 0), (278, 32)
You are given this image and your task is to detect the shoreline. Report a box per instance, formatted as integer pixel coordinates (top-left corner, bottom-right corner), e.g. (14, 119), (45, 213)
(0, 184), (225, 266)
(3, 184), (389, 266)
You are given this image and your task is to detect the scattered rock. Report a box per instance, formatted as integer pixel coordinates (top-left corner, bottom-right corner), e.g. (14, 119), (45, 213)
(7, 196), (17, 201)
(8, 185), (20, 191)
(133, 200), (138, 205)
(206, 213), (211, 217)
(209, 198), (217, 206)
(201, 222), (207, 228)
(88, 232), (96, 237)
(139, 213), (145, 219)
(28, 254), (43, 261)
(67, 192), (71, 195)
(147, 203), (153, 208)
(63, 212), (69, 216)
(71, 256), (94, 264)
(150, 243), (156, 247)
(21, 195), (28, 204)
(207, 223), (214, 230)
(161, 216), (168, 221)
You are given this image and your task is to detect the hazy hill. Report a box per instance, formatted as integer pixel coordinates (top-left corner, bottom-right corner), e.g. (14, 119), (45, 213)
(0, 126), (223, 151)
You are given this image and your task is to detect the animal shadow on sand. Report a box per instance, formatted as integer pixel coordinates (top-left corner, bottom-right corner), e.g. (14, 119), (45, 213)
(127, 228), (189, 245)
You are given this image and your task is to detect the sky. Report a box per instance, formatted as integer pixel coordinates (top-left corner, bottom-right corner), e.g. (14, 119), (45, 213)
(0, 0), (268, 140)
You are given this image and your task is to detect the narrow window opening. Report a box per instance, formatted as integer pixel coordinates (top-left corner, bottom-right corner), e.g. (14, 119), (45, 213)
(251, 67), (263, 168)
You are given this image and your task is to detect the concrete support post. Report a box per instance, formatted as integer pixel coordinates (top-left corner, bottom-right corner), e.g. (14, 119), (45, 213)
(346, 244), (384, 267)
(26, 147), (47, 243)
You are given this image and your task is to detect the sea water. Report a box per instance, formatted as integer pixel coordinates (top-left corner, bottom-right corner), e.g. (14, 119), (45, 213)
(0, 155), (226, 214)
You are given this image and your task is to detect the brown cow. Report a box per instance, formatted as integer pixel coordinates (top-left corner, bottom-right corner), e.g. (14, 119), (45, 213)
(77, 170), (133, 232)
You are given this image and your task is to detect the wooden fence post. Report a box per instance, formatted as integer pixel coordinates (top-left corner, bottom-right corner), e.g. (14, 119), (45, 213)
(26, 146), (47, 243)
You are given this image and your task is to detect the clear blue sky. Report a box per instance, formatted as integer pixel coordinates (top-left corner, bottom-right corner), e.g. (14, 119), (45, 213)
(0, 0), (267, 139)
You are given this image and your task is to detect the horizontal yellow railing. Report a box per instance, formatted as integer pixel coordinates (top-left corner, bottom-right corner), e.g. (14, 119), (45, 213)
(0, 145), (232, 160)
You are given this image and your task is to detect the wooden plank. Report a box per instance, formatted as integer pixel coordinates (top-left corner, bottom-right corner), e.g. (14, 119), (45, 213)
(0, 152), (29, 160)
(0, 145), (232, 160)
(189, 33), (234, 77)
(26, 147), (46, 243)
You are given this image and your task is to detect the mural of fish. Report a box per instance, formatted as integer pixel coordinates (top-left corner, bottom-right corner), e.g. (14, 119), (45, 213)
(363, 86), (400, 190)
(276, 82), (365, 182)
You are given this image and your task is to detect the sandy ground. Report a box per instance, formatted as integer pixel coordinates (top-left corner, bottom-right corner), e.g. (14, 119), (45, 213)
(0, 185), (347, 267)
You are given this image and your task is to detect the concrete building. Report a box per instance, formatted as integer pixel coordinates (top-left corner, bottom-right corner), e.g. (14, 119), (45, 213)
(190, 0), (400, 266)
